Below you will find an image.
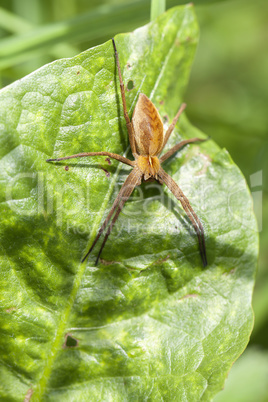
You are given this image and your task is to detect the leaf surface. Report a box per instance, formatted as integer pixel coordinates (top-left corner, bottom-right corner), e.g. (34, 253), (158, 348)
(0, 5), (258, 401)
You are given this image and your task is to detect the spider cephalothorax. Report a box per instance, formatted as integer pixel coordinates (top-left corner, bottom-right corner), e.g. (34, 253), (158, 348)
(47, 38), (207, 267)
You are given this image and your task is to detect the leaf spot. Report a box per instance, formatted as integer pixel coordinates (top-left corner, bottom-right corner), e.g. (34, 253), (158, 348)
(63, 333), (79, 348)
(223, 268), (236, 276)
(105, 157), (111, 165)
(154, 254), (170, 264)
(6, 306), (16, 313)
(127, 80), (135, 91)
(163, 115), (169, 124)
(100, 167), (110, 178)
(65, 166), (69, 171)
(24, 387), (33, 402)
(196, 154), (212, 176)
(100, 258), (120, 266)
(181, 293), (198, 300)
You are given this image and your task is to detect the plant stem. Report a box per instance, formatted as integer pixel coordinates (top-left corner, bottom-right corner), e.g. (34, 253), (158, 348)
(150, 0), (166, 21)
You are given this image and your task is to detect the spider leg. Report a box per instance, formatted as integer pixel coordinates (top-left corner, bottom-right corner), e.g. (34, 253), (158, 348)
(94, 170), (140, 265)
(46, 151), (134, 167)
(112, 38), (137, 157)
(158, 167), (207, 267)
(82, 167), (141, 263)
(160, 138), (207, 163)
(160, 103), (186, 152)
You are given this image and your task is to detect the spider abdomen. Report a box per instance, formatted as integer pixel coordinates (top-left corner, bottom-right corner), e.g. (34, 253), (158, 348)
(132, 93), (163, 156)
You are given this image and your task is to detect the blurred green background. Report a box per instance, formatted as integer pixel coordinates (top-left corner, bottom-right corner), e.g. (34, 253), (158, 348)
(0, 0), (267, 400)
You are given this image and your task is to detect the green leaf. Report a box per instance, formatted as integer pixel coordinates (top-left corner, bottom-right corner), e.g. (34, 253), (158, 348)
(0, 4), (258, 401)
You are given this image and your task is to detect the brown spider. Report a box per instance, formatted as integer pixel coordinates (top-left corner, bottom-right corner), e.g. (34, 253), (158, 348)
(47, 39), (207, 267)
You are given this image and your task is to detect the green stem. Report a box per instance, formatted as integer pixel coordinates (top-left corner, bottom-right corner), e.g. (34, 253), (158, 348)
(150, 0), (166, 21)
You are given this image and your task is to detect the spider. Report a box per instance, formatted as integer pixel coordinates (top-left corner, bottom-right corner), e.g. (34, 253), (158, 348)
(47, 38), (207, 267)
